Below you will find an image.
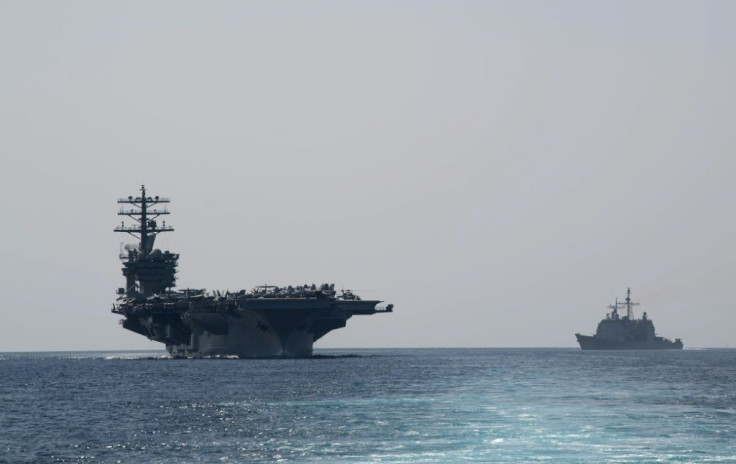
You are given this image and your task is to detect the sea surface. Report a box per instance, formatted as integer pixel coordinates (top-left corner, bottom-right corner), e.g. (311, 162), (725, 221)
(1, 348), (734, 463)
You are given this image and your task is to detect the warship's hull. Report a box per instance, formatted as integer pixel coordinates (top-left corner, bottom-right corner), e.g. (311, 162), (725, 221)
(575, 333), (683, 350)
(170, 313), (316, 358)
(119, 297), (390, 358)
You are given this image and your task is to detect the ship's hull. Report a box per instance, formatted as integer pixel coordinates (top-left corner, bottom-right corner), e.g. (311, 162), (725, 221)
(168, 313), (316, 358)
(575, 333), (683, 350)
(118, 297), (391, 358)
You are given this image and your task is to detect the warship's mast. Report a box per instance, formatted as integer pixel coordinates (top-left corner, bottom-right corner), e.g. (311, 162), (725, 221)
(623, 287), (639, 319)
(115, 185), (173, 258)
(114, 185), (177, 296)
(608, 298), (619, 319)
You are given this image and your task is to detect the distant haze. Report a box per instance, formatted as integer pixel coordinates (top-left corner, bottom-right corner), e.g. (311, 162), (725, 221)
(1, 1), (734, 350)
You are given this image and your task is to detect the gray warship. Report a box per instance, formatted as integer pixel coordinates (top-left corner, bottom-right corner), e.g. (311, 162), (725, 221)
(575, 288), (682, 350)
(112, 186), (393, 358)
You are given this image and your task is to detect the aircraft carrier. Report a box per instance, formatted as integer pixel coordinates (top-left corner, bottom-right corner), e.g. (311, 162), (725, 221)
(575, 288), (682, 350)
(112, 186), (393, 358)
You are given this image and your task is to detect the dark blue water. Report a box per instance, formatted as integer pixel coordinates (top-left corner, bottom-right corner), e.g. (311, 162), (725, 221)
(1, 349), (734, 463)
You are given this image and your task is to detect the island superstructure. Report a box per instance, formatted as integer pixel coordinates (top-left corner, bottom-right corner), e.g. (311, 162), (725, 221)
(575, 288), (682, 350)
(112, 186), (393, 358)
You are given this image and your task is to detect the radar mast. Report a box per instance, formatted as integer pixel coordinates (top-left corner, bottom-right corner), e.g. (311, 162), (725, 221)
(608, 298), (619, 319)
(115, 185), (173, 258)
(622, 287), (639, 319)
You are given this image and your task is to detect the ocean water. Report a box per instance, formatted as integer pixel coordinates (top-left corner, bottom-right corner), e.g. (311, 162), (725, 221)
(1, 349), (734, 464)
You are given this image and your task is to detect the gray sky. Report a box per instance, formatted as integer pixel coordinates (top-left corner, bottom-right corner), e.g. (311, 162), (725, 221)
(1, 1), (734, 351)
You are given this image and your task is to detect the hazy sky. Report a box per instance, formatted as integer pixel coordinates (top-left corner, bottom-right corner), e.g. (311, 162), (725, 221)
(1, 1), (734, 351)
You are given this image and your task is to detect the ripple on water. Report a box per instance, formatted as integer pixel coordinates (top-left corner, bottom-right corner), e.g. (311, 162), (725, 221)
(1, 349), (735, 463)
